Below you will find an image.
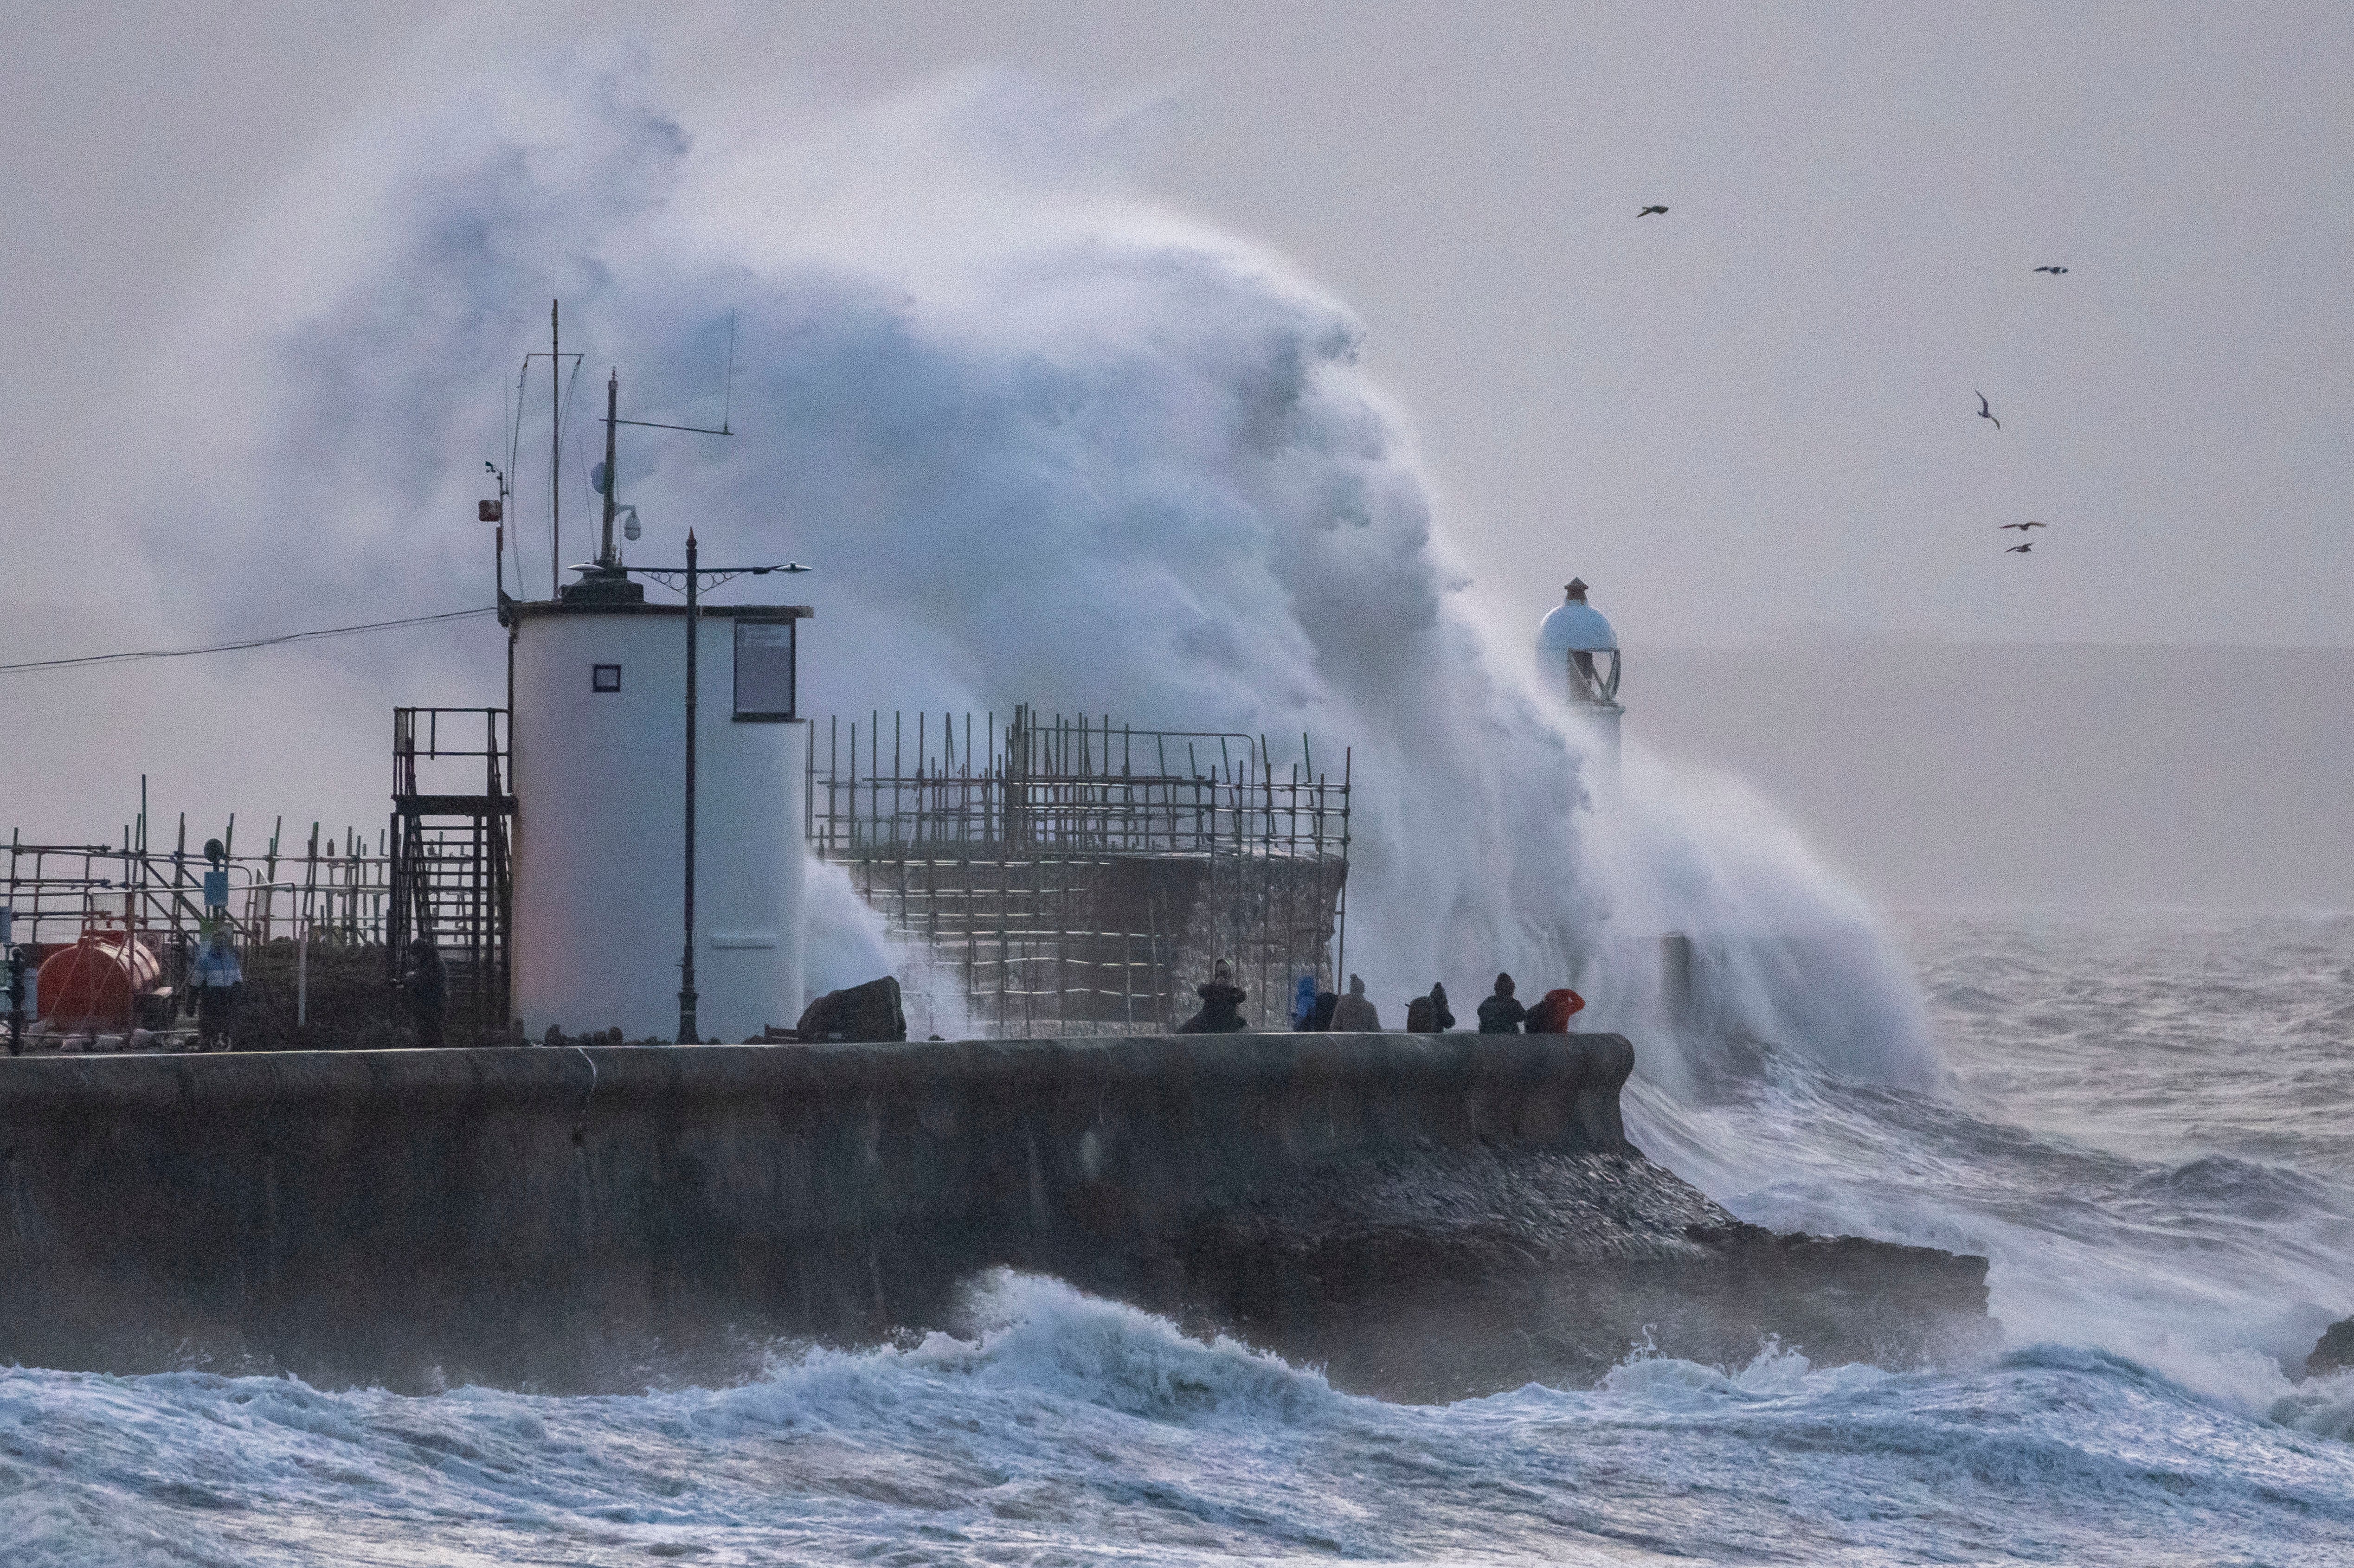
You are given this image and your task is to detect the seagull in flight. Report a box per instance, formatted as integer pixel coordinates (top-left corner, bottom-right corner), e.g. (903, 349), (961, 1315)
(2033, 265), (2069, 274)
(2006, 541), (2034, 553)
(1638, 205), (1669, 217)
(2000, 521), (2046, 531)
(1976, 391), (2000, 430)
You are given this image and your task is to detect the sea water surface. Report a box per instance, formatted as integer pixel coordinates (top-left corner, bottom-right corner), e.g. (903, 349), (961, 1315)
(9, 912), (2354, 1566)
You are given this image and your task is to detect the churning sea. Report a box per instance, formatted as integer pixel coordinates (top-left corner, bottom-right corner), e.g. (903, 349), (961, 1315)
(8, 911), (2354, 1566)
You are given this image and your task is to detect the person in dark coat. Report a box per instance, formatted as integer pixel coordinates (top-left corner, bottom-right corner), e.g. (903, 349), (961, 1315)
(1406, 981), (1456, 1034)
(401, 936), (447, 1048)
(1476, 972), (1528, 1034)
(1177, 959), (1248, 1034)
(1310, 987), (1339, 1031)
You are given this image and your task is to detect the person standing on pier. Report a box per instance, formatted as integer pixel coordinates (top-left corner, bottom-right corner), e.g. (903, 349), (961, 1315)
(1330, 974), (1380, 1031)
(1477, 972), (1529, 1034)
(1525, 987), (1586, 1034)
(187, 922), (244, 1052)
(1177, 959), (1248, 1033)
(400, 936), (447, 1049)
(5, 943), (25, 1056)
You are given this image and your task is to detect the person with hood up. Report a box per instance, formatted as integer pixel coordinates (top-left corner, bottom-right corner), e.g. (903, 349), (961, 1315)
(1177, 958), (1248, 1033)
(1476, 972), (1529, 1034)
(1404, 981), (1455, 1033)
(1524, 987), (1587, 1033)
(1291, 974), (1319, 1031)
(1329, 973), (1380, 1031)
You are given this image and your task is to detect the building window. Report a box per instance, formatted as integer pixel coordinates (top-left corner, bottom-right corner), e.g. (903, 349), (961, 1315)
(733, 620), (796, 721)
(592, 663), (622, 693)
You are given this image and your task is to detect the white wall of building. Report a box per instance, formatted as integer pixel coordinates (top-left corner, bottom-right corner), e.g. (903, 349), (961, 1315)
(510, 608), (807, 1042)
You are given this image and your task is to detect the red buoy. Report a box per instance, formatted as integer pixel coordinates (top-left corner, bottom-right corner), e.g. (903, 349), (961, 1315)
(37, 927), (164, 1031)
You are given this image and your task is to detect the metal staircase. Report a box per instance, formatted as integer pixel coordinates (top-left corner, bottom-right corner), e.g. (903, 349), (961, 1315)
(388, 707), (514, 1040)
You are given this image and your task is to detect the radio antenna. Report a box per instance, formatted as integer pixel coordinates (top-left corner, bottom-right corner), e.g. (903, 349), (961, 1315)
(549, 300), (560, 596)
(508, 359), (528, 588)
(519, 299), (584, 598)
(720, 309), (737, 437)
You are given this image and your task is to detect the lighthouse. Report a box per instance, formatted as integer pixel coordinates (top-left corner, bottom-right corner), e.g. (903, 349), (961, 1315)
(1535, 577), (1623, 774)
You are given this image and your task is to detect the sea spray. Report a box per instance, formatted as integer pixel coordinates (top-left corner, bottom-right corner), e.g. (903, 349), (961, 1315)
(109, 53), (1932, 1085)
(802, 860), (896, 1001)
(1625, 913), (2354, 1420)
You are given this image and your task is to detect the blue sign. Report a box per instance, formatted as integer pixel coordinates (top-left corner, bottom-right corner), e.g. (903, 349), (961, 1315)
(203, 870), (230, 910)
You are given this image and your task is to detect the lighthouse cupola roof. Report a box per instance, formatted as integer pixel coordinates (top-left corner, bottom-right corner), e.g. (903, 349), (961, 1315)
(1536, 578), (1618, 654)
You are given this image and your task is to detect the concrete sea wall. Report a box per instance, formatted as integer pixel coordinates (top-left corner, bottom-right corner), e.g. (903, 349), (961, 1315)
(0, 1032), (1637, 1391)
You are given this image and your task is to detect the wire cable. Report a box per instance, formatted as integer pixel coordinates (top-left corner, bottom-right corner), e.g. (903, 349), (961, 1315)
(0, 607), (496, 675)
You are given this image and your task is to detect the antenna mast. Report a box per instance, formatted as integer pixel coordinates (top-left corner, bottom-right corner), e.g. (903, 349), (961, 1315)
(600, 369), (620, 567)
(549, 299), (562, 598)
(721, 309), (736, 436)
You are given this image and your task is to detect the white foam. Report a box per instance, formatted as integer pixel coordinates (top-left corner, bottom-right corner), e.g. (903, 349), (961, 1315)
(87, 48), (1938, 1090)
(12, 1272), (2354, 1566)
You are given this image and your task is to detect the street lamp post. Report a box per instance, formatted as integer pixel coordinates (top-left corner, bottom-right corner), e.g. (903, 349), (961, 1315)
(620, 544), (809, 1045)
(579, 369), (807, 1044)
(680, 530), (701, 1044)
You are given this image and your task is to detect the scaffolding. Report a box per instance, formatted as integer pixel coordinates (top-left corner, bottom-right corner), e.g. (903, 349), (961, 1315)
(5, 811), (394, 1034)
(807, 705), (1351, 1035)
(6, 817), (391, 951)
(2, 710), (512, 1043)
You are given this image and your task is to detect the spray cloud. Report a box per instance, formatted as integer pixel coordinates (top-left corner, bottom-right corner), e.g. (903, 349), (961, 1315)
(123, 51), (1937, 1088)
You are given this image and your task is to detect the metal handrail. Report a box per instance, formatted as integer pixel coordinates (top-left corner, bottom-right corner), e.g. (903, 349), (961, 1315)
(393, 707), (509, 798)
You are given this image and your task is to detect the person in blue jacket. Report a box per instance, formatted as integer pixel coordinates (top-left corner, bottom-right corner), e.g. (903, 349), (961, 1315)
(187, 922), (244, 1052)
(1291, 974), (1319, 1030)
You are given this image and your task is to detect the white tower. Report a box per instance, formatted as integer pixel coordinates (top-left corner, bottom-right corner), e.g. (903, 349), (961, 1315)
(1535, 577), (1623, 774)
(501, 351), (816, 1044)
(509, 580), (810, 1043)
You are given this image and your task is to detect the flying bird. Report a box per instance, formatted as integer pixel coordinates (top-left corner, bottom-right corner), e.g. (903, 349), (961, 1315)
(2006, 542), (2034, 553)
(2033, 265), (2069, 274)
(1638, 205), (1669, 217)
(1999, 521), (2046, 531)
(1976, 391), (2000, 430)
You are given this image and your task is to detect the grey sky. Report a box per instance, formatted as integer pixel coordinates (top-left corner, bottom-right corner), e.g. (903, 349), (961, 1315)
(9, 1), (2351, 644)
(1635, 643), (2354, 911)
(2, 2), (2348, 903)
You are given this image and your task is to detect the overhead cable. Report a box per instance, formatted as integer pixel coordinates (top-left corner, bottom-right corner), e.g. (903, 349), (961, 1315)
(0, 607), (496, 675)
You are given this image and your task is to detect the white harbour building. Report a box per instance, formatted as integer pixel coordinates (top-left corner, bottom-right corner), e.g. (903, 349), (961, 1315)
(508, 577), (810, 1043)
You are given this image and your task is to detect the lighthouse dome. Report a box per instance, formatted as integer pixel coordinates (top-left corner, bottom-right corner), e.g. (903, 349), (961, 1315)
(1536, 579), (1616, 654)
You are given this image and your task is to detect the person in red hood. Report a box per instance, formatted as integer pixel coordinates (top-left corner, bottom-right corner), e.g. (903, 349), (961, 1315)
(1524, 987), (1586, 1034)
